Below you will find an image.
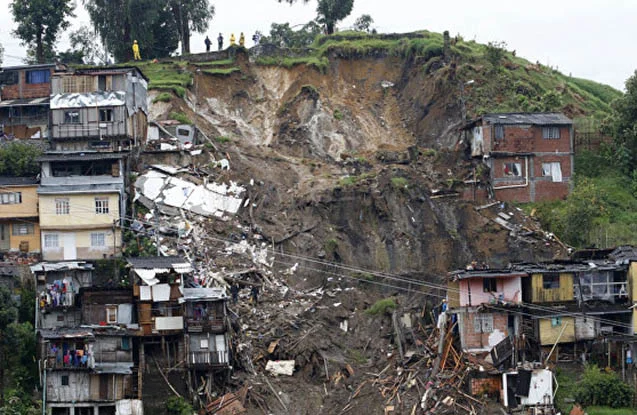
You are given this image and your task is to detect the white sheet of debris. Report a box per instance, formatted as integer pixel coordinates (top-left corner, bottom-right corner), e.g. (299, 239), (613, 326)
(266, 360), (295, 376)
(135, 169), (245, 218)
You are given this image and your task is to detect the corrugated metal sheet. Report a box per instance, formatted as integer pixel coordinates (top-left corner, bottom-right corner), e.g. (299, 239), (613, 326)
(50, 91), (126, 109)
(482, 112), (572, 126)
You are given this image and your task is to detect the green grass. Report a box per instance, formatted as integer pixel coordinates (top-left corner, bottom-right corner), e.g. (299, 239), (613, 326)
(586, 407), (637, 415)
(152, 92), (172, 103)
(391, 177), (409, 189)
(193, 58), (235, 67)
(168, 111), (192, 125)
(215, 136), (231, 143)
(339, 172), (375, 187)
(333, 108), (343, 120)
(256, 55), (329, 73)
(203, 67), (241, 76)
(366, 298), (397, 315)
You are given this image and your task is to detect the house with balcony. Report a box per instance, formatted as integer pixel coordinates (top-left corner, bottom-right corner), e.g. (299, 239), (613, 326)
(49, 66), (148, 152)
(37, 152), (126, 261)
(0, 63), (65, 139)
(463, 112), (573, 202)
(181, 287), (231, 370)
(0, 176), (41, 255)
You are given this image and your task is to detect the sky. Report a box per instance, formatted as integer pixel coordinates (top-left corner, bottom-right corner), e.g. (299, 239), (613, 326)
(0, 0), (635, 91)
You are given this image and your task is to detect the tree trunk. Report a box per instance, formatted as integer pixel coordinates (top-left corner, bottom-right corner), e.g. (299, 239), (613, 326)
(183, 24), (191, 54)
(326, 22), (335, 35)
(36, 31), (44, 64)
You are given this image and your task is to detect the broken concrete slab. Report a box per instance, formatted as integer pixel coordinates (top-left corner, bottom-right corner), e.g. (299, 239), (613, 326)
(265, 360), (295, 376)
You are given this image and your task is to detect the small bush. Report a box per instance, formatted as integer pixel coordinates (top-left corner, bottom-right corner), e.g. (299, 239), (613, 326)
(573, 365), (634, 408)
(152, 92), (172, 103)
(391, 177), (409, 189)
(168, 112), (192, 125)
(215, 136), (231, 143)
(334, 108), (344, 120)
(173, 86), (186, 98)
(484, 41), (507, 68)
(166, 396), (193, 415)
(366, 298), (397, 315)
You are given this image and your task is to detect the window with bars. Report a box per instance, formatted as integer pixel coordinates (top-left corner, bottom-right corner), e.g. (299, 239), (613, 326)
(44, 234), (59, 248)
(106, 306), (117, 323)
(0, 192), (22, 204)
(91, 233), (106, 247)
(473, 314), (494, 333)
(95, 197), (109, 214)
(12, 223), (34, 235)
(55, 198), (70, 215)
(542, 127), (560, 139)
(483, 278), (497, 292)
(99, 109), (114, 122)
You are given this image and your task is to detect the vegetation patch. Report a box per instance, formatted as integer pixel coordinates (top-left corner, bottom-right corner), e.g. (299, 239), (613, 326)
(193, 58), (235, 67)
(256, 55), (329, 73)
(339, 172), (375, 187)
(366, 298), (397, 315)
(203, 67), (241, 76)
(333, 108), (344, 120)
(391, 177), (409, 189)
(152, 92), (172, 103)
(168, 111), (192, 125)
(215, 136), (232, 143)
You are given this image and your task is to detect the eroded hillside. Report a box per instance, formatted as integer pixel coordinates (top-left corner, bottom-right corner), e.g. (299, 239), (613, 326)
(146, 46), (568, 284)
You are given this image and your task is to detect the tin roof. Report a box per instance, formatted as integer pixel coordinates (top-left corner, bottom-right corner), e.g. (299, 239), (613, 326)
(0, 176), (38, 186)
(481, 112), (572, 125)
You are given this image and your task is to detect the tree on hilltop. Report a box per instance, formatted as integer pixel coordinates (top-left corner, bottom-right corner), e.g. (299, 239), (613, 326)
(11, 0), (75, 64)
(277, 0), (354, 34)
(170, 0), (215, 55)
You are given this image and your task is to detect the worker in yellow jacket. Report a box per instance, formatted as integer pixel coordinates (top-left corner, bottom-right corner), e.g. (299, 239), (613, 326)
(132, 40), (141, 61)
(230, 33), (236, 46)
(239, 32), (245, 47)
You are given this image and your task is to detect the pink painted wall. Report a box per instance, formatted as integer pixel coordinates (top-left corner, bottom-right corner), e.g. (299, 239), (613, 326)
(459, 277), (522, 306)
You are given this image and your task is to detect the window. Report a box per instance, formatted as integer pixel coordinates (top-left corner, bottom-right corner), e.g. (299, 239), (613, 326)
(474, 314), (494, 333)
(542, 127), (560, 140)
(503, 162), (522, 177)
(121, 337), (131, 350)
(12, 223), (34, 235)
(61, 375), (69, 386)
(26, 69), (50, 84)
(0, 192), (21, 204)
(64, 111), (80, 124)
(542, 274), (560, 289)
(95, 197), (109, 214)
(483, 278), (497, 292)
(44, 234), (59, 248)
(99, 109), (114, 122)
(106, 306), (117, 324)
(55, 198), (70, 215)
(91, 233), (106, 247)
(541, 162), (563, 183)
(551, 317), (562, 327)
(494, 124), (504, 140)
(200, 339), (209, 349)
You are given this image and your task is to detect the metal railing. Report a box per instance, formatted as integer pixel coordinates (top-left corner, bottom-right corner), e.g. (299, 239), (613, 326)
(188, 351), (229, 366)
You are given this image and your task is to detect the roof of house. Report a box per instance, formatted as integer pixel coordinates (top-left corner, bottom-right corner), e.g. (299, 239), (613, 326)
(181, 287), (227, 302)
(0, 176), (38, 186)
(481, 112), (572, 126)
(38, 152), (127, 162)
(126, 256), (189, 269)
(31, 261), (94, 273)
(69, 66), (150, 83)
(0, 63), (58, 72)
(451, 269), (528, 280)
(0, 97), (50, 107)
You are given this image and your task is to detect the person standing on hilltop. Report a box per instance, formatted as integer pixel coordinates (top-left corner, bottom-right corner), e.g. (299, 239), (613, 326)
(239, 32), (245, 47)
(230, 33), (236, 46)
(217, 33), (224, 50)
(205, 35), (212, 52)
(132, 40), (141, 61)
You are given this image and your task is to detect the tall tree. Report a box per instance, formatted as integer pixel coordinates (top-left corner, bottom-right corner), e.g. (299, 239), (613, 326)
(11, 0), (75, 64)
(84, 0), (179, 62)
(0, 286), (18, 406)
(607, 70), (637, 172)
(277, 0), (354, 34)
(170, 0), (215, 55)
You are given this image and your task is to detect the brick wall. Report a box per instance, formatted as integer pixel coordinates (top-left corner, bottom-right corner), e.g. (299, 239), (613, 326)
(486, 125), (571, 154)
(470, 376), (502, 397)
(461, 312), (509, 350)
(1, 69), (52, 100)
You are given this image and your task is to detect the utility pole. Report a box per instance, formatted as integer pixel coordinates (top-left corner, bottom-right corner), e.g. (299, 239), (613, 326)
(153, 207), (160, 256)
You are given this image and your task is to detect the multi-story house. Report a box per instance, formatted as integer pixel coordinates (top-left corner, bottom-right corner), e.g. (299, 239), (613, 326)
(37, 66), (148, 261)
(33, 261), (142, 415)
(463, 112), (574, 202)
(37, 152), (126, 261)
(0, 63), (63, 139)
(0, 176), (41, 255)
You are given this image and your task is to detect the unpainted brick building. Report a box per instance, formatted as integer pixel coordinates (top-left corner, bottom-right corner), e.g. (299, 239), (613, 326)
(464, 112), (574, 203)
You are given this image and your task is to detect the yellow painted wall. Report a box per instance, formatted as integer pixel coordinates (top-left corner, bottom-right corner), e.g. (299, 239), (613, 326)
(0, 185), (38, 218)
(9, 220), (40, 252)
(41, 228), (121, 261)
(629, 262), (637, 302)
(531, 273), (574, 303)
(539, 317), (576, 345)
(39, 193), (120, 228)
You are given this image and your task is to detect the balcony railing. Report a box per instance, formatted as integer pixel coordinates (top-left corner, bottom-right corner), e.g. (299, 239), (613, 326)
(185, 317), (225, 333)
(188, 351), (230, 367)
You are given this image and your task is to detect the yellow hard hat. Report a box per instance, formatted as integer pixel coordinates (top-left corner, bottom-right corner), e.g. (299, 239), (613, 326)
(134, 40), (138, 43)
